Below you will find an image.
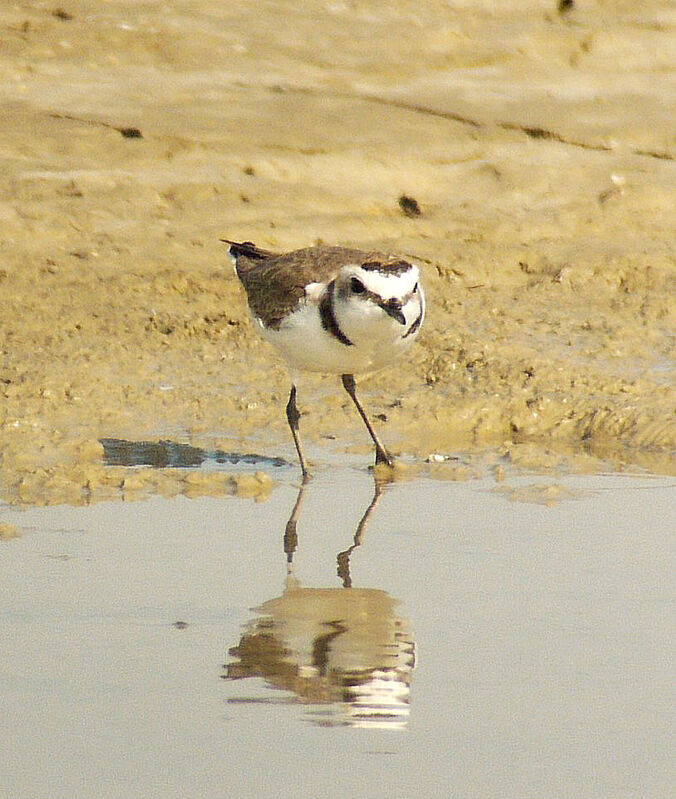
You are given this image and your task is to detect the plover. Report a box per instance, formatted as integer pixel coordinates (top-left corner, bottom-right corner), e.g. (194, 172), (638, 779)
(225, 240), (425, 477)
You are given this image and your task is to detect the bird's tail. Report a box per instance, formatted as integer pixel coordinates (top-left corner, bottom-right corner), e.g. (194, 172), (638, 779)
(221, 239), (277, 262)
(221, 239), (278, 278)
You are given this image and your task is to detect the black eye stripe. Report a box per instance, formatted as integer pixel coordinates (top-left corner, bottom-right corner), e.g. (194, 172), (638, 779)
(351, 277), (366, 293)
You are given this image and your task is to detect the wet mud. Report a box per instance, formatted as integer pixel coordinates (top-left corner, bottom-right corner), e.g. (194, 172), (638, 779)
(1, 1), (674, 504)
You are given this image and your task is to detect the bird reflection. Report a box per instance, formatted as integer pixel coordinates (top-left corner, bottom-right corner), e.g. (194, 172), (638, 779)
(223, 476), (415, 729)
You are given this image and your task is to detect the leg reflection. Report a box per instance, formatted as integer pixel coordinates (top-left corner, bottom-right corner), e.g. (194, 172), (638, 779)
(223, 474), (415, 729)
(336, 480), (384, 588)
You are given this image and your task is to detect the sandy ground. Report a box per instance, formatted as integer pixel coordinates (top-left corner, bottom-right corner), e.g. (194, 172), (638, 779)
(0, 0), (674, 505)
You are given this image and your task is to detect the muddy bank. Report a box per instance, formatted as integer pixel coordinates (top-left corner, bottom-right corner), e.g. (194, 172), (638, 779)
(0, 1), (674, 504)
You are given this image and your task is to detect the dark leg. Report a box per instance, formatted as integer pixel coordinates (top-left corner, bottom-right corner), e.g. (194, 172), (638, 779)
(286, 384), (310, 479)
(340, 374), (393, 468)
(284, 479), (308, 568)
(337, 475), (384, 587)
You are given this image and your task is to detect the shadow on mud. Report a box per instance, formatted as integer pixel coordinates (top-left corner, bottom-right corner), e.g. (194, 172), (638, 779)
(99, 438), (290, 471)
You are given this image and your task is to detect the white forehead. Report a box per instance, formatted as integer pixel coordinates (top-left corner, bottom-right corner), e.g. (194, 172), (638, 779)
(348, 262), (420, 299)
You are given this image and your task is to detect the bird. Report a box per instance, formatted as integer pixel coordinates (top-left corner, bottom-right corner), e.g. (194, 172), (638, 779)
(225, 239), (425, 478)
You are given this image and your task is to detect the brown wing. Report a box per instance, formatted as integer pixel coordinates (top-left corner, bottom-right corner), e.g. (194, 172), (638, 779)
(231, 245), (396, 329)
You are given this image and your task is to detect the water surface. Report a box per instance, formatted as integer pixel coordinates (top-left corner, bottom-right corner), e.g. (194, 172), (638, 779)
(1, 467), (673, 798)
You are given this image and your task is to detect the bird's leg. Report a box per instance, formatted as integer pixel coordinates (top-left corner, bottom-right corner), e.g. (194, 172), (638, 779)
(286, 384), (310, 479)
(340, 373), (393, 468)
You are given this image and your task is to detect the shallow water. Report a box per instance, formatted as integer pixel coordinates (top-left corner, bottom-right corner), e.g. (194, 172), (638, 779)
(1, 466), (673, 798)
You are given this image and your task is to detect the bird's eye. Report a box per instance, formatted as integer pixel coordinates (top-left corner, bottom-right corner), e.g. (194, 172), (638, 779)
(351, 277), (366, 294)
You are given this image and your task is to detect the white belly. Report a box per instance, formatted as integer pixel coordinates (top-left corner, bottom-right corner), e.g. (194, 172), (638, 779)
(259, 301), (419, 375)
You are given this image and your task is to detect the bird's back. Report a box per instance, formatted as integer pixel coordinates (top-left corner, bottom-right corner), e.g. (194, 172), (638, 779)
(227, 240), (397, 329)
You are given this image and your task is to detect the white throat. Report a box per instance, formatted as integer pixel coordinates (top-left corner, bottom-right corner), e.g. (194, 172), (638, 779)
(333, 264), (424, 349)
